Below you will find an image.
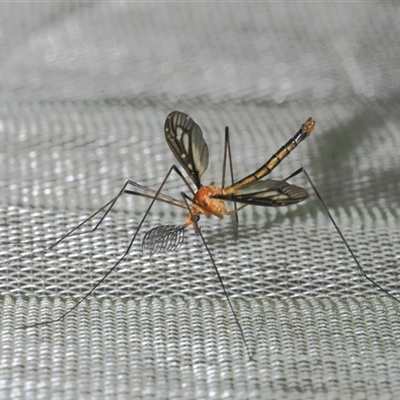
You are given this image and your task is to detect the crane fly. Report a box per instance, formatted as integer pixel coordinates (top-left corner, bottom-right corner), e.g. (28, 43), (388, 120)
(14, 111), (400, 359)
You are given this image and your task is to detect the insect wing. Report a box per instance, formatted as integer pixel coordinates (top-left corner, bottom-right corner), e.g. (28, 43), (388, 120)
(142, 224), (185, 255)
(216, 179), (309, 206)
(165, 111), (209, 189)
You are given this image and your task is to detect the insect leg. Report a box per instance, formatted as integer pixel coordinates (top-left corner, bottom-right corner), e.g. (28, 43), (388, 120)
(296, 167), (400, 304)
(6, 181), (187, 266)
(123, 181), (188, 209)
(282, 167), (304, 182)
(7, 185), (133, 264)
(22, 165), (191, 328)
(221, 126), (239, 238)
(221, 127), (236, 189)
(181, 192), (253, 360)
(48, 182), (135, 250)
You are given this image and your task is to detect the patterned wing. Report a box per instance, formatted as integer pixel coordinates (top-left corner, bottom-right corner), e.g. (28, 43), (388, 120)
(165, 111), (209, 189)
(214, 179), (309, 206)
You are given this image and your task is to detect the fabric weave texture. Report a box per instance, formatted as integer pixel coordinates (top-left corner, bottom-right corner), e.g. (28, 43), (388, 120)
(1, 3), (400, 399)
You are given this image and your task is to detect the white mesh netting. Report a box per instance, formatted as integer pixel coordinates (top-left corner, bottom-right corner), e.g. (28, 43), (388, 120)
(1, 3), (400, 399)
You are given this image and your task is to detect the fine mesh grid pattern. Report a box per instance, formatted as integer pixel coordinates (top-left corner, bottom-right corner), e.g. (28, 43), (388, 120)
(1, 2), (400, 399)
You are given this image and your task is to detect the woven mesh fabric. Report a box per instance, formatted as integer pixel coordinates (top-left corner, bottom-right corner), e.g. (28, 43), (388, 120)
(1, 3), (400, 399)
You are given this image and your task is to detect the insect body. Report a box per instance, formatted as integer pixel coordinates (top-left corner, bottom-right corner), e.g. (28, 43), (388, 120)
(143, 112), (314, 252)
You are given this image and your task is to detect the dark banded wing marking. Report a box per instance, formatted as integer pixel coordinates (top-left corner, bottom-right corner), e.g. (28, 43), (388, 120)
(165, 111), (209, 189)
(213, 179), (309, 206)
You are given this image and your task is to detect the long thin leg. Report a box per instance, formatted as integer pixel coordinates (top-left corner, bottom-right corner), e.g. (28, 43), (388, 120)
(49, 175), (192, 249)
(123, 180), (188, 208)
(123, 190), (187, 210)
(22, 165), (192, 328)
(297, 167), (400, 304)
(282, 166), (304, 182)
(181, 192), (253, 360)
(5, 183), (187, 264)
(221, 127), (236, 189)
(221, 126), (239, 238)
(48, 181), (135, 249)
(7, 189), (131, 264)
